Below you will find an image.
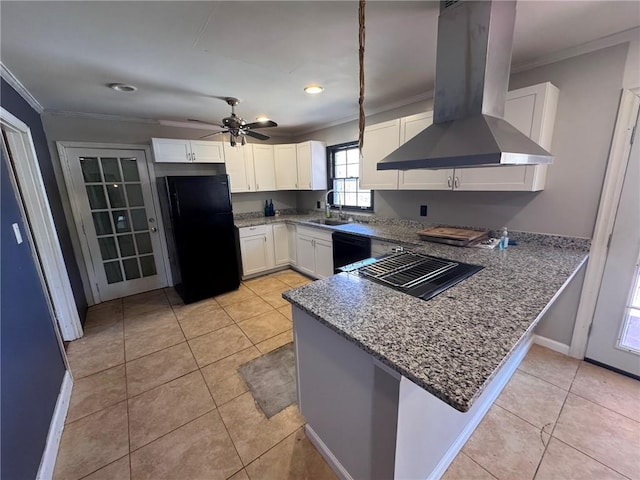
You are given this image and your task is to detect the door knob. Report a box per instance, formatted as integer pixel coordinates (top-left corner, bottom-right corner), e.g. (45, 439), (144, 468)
(151, 227), (158, 232)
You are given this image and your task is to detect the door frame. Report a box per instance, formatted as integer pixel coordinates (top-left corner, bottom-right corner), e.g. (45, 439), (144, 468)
(56, 142), (171, 305)
(1, 107), (83, 340)
(570, 88), (640, 358)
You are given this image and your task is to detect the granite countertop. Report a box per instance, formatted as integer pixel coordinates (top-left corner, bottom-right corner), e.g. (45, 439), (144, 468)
(235, 213), (447, 248)
(278, 220), (588, 412)
(235, 212), (590, 250)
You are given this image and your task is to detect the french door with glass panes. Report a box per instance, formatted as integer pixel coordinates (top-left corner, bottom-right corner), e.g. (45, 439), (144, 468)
(64, 148), (167, 302)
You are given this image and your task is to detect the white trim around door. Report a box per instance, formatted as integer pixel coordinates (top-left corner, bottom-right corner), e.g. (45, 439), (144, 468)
(569, 89), (640, 358)
(1, 107), (83, 340)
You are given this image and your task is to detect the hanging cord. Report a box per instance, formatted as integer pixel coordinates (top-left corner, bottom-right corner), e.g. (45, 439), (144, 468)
(358, 0), (366, 153)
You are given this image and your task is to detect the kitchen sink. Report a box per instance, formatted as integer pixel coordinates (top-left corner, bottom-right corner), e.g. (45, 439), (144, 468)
(307, 218), (350, 226)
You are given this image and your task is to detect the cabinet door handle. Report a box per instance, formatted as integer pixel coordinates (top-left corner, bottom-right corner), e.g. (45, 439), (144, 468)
(295, 183), (298, 188)
(309, 182), (312, 188)
(256, 183), (260, 190)
(264, 236), (267, 243)
(454, 177), (460, 188)
(247, 185), (251, 190)
(447, 176), (452, 188)
(192, 153), (196, 162)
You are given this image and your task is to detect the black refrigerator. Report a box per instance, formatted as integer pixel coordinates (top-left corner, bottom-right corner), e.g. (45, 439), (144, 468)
(159, 175), (241, 304)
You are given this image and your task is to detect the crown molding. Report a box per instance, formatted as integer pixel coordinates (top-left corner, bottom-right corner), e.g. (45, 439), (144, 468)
(511, 27), (640, 74)
(158, 119), (221, 130)
(296, 90), (433, 137)
(1, 63), (44, 113)
(45, 109), (158, 124)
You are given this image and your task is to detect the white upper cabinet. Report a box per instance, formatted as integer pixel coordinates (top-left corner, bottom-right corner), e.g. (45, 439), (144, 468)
(274, 144), (299, 189)
(224, 143), (254, 193)
(358, 81), (558, 192)
(297, 141), (327, 190)
(252, 144), (277, 192)
(152, 138), (224, 163)
(189, 141), (224, 163)
(359, 119), (400, 190)
(455, 83), (559, 191)
(398, 112), (453, 190)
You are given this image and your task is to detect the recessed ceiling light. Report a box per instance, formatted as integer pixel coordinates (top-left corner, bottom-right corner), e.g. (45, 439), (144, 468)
(108, 83), (137, 92)
(256, 115), (271, 122)
(304, 84), (324, 94)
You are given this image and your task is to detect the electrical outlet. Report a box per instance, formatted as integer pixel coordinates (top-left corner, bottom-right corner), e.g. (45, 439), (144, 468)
(420, 205), (428, 216)
(316, 201), (321, 209)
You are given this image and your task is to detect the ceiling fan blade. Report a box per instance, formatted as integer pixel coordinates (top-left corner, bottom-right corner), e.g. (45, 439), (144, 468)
(244, 120), (278, 129)
(245, 130), (270, 141)
(199, 131), (227, 140)
(188, 119), (225, 128)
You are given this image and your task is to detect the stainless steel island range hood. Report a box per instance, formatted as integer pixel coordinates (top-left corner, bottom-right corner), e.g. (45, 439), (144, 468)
(377, 0), (554, 171)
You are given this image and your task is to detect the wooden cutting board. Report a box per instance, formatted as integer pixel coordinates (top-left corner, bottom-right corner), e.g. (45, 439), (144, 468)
(417, 226), (489, 246)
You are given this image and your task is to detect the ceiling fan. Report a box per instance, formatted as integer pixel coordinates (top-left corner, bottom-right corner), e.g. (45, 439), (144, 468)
(189, 97), (278, 147)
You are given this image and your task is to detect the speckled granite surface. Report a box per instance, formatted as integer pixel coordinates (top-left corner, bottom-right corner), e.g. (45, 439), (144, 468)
(282, 238), (588, 412)
(235, 213), (591, 251)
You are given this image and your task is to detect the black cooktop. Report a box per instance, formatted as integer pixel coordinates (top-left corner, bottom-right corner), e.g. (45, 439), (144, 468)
(343, 251), (483, 301)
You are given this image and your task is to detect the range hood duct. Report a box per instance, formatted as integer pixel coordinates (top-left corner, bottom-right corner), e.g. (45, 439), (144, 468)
(377, 0), (554, 171)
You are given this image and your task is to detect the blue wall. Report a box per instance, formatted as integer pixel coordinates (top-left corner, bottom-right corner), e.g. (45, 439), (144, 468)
(1, 78), (87, 319)
(1, 151), (67, 479)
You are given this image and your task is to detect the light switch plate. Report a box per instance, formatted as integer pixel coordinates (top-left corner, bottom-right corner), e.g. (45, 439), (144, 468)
(12, 223), (23, 244)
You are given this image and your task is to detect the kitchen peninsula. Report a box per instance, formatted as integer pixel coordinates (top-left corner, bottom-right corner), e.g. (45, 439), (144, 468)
(281, 222), (588, 480)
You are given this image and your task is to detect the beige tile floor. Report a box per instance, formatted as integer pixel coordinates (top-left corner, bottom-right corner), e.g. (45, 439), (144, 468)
(444, 344), (640, 480)
(57, 270), (640, 480)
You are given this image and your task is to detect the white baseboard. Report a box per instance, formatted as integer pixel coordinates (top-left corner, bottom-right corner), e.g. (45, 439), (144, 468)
(533, 334), (570, 355)
(305, 424), (354, 480)
(37, 370), (73, 480)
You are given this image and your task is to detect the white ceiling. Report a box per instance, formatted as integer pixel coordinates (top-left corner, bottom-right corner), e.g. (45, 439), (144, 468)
(1, 1), (639, 135)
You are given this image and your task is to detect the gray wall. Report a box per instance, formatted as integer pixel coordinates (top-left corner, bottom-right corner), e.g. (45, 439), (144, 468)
(535, 262), (587, 345)
(297, 44), (630, 239)
(231, 191), (297, 214)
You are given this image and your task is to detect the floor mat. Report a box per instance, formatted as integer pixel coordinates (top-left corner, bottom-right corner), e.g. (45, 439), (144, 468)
(238, 343), (296, 418)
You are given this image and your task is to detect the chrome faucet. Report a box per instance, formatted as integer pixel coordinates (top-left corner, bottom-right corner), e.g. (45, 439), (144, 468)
(325, 189), (344, 219)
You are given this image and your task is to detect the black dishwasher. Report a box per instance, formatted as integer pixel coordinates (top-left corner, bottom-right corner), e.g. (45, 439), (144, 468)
(332, 232), (372, 274)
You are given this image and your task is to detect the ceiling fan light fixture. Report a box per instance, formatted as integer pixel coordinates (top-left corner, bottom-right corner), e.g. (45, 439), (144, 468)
(108, 83), (137, 92)
(304, 84), (324, 95)
(255, 115), (271, 122)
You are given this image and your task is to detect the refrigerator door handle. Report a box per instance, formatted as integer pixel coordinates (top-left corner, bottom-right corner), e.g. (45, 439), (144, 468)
(173, 192), (181, 217)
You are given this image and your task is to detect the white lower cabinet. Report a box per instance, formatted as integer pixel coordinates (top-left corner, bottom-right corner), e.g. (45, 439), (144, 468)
(238, 225), (275, 276)
(272, 223), (290, 266)
(239, 223), (333, 279)
(295, 234), (316, 277)
(295, 226), (334, 279)
(287, 223), (297, 265)
(238, 223), (294, 277)
(314, 239), (334, 278)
